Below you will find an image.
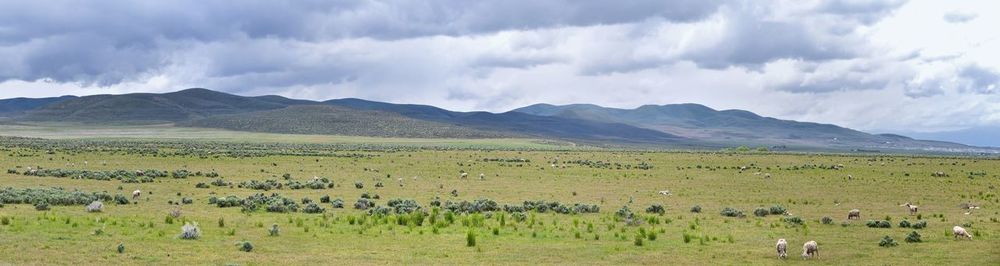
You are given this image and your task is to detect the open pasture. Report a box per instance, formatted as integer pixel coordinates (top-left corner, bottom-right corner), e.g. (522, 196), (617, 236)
(0, 139), (997, 265)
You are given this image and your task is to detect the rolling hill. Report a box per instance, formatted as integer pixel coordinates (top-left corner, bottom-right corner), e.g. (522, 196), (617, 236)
(0, 95), (77, 118)
(512, 103), (974, 150)
(0, 88), (991, 152)
(18, 88), (299, 123)
(179, 105), (512, 138)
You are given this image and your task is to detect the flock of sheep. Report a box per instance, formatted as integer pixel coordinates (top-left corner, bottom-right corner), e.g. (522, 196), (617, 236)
(774, 206), (974, 260)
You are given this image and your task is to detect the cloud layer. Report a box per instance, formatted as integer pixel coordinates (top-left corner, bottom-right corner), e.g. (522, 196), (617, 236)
(1, 0), (998, 139)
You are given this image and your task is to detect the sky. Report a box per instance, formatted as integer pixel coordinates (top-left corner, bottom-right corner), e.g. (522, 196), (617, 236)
(1, 0), (998, 146)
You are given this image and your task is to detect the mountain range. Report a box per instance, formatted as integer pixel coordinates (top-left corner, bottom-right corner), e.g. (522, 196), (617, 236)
(0, 88), (992, 153)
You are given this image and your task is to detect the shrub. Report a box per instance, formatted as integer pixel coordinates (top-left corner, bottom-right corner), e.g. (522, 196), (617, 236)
(114, 195), (130, 205)
(303, 203), (326, 214)
(320, 195), (330, 203)
(878, 235), (898, 247)
(645, 204), (665, 215)
(34, 201), (50, 211)
(615, 206), (635, 219)
(753, 207), (768, 217)
(210, 179), (229, 187)
(269, 224), (279, 236)
(912, 220), (927, 229)
(821, 216), (833, 224)
(195, 183), (210, 188)
(179, 223), (201, 239)
(355, 182), (364, 189)
(181, 197), (193, 205)
(905, 231), (922, 243)
(783, 216), (804, 225)
(0, 187), (113, 206)
(1, 217), (9, 225)
(899, 220), (911, 228)
(387, 199), (422, 214)
(769, 205), (786, 215)
(866, 220), (892, 228)
(354, 198), (375, 210)
(239, 241), (254, 252)
(690, 205), (702, 213)
(634, 234), (644, 246)
(331, 198), (344, 208)
(720, 207), (744, 217)
(117, 243), (125, 254)
(86, 201), (104, 213)
(467, 231), (476, 247)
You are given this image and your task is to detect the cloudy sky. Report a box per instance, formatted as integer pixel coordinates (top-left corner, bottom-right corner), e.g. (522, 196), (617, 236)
(1, 0), (998, 146)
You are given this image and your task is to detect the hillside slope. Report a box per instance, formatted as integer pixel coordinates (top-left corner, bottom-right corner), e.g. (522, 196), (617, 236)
(179, 105), (512, 138)
(513, 103), (972, 150)
(19, 88), (300, 123)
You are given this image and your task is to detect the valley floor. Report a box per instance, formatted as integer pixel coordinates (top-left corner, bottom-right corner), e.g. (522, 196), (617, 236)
(0, 136), (997, 265)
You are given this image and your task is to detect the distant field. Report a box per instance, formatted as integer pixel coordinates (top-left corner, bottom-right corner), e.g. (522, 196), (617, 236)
(0, 137), (997, 265)
(0, 123), (578, 150)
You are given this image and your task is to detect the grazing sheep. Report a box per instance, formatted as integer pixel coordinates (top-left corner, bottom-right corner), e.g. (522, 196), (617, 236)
(848, 209), (861, 220)
(776, 239), (788, 259)
(847, 174), (853, 180)
(764, 173), (772, 179)
(802, 241), (818, 259)
(132, 190), (141, 200)
(460, 172), (468, 179)
(953, 226), (972, 239)
(902, 202), (918, 215)
(658, 190), (671, 196)
(479, 173), (485, 180)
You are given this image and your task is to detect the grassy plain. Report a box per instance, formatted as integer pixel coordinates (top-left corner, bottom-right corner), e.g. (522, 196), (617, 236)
(0, 127), (997, 265)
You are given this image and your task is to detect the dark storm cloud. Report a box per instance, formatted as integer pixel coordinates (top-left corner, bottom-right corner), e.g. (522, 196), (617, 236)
(0, 0), (725, 87)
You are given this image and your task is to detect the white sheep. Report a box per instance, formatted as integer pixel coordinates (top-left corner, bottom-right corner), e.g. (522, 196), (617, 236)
(132, 189), (141, 200)
(658, 190), (671, 196)
(901, 202), (918, 215)
(460, 172), (468, 179)
(802, 241), (818, 259)
(479, 173), (485, 180)
(953, 226), (972, 239)
(776, 239), (788, 259)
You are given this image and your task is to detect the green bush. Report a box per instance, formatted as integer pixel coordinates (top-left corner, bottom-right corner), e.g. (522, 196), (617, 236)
(645, 204), (665, 215)
(690, 205), (702, 213)
(753, 207), (768, 217)
(179, 222), (201, 240)
(269, 224), (279, 236)
(34, 201), (50, 211)
(117, 243), (125, 253)
(769, 205), (786, 215)
(720, 207), (745, 217)
(905, 231), (922, 243)
(878, 235), (898, 247)
(866, 220), (892, 228)
(466, 231), (476, 247)
(912, 220), (927, 229)
(302, 203), (326, 214)
(783, 216), (804, 225)
(821, 216), (833, 224)
(239, 241), (254, 252)
(899, 220), (911, 228)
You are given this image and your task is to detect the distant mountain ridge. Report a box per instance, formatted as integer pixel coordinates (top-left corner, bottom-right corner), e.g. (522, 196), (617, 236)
(512, 103), (974, 150)
(0, 88), (990, 153)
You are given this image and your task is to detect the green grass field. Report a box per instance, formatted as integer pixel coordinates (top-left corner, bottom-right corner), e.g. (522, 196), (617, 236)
(0, 129), (997, 265)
